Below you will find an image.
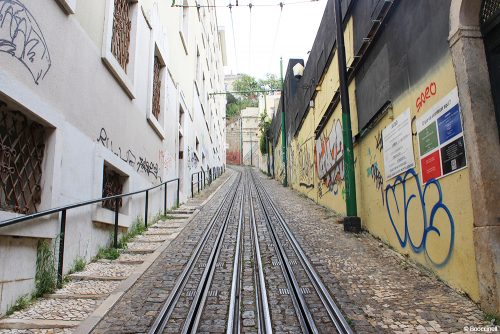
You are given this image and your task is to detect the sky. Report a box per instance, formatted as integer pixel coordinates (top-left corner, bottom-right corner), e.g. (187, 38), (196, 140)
(215, 0), (328, 80)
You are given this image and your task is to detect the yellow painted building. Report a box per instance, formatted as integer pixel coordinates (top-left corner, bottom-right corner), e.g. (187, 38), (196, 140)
(270, 0), (500, 316)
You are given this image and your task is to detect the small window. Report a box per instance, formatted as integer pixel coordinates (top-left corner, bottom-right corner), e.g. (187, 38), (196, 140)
(0, 102), (46, 214)
(152, 56), (163, 120)
(111, 0), (133, 72)
(101, 165), (127, 211)
(179, 0), (189, 53)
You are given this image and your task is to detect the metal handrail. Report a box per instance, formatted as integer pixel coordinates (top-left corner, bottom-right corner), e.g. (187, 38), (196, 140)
(0, 177), (180, 286)
(190, 166), (224, 198)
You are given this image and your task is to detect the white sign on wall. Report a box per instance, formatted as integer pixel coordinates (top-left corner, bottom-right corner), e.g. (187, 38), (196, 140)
(382, 109), (415, 180)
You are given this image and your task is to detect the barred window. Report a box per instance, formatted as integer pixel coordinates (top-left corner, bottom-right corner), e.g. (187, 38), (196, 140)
(111, 0), (132, 72)
(152, 56), (162, 120)
(101, 165), (126, 211)
(0, 102), (46, 214)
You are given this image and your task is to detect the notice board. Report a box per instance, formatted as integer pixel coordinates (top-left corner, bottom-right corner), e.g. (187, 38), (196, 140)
(416, 87), (467, 184)
(382, 109), (415, 180)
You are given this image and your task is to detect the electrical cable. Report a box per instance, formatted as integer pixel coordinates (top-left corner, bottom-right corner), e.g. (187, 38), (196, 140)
(266, 5), (283, 74)
(229, 3), (239, 73)
(173, 0), (320, 8)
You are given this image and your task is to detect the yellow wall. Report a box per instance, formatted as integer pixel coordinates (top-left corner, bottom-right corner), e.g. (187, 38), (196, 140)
(284, 18), (479, 301)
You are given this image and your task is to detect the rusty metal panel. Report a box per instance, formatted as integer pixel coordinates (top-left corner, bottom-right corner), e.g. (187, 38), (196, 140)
(0, 102), (46, 214)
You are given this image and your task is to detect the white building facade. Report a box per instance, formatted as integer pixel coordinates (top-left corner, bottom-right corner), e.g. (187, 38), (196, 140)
(0, 0), (226, 314)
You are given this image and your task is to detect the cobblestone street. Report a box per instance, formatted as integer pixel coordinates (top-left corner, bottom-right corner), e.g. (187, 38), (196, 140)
(1, 167), (485, 333)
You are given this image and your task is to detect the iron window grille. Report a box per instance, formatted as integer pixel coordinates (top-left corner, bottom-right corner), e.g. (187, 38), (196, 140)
(102, 165), (125, 210)
(111, 0), (132, 72)
(152, 56), (162, 120)
(0, 102), (46, 214)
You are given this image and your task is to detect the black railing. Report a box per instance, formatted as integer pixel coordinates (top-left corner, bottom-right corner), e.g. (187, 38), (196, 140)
(190, 166), (225, 198)
(0, 177), (180, 286)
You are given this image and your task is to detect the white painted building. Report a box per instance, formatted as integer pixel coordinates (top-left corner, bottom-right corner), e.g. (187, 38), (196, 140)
(0, 0), (226, 314)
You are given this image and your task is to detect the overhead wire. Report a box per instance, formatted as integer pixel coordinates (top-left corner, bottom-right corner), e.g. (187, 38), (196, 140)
(173, 0), (320, 8)
(248, 1), (252, 73)
(266, 3), (283, 74)
(229, 3), (239, 73)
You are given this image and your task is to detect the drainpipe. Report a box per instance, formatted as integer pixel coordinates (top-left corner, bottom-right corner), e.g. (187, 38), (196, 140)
(334, 0), (360, 232)
(280, 57), (288, 187)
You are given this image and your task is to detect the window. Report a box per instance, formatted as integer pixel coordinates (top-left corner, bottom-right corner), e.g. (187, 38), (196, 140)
(0, 102), (46, 214)
(146, 43), (167, 138)
(102, 0), (139, 98)
(101, 165), (126, 211)
(152, 56), (162, 120)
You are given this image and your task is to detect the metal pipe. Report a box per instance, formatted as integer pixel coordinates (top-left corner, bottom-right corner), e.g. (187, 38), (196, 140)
(114, 198), (119, 248)
(57, 209), (66, 287)
(164, 184), (168, 215)
(145, 190), (149, 228)
(177, 178), (180, 207)
(334, 0), (357, 216)
(280, 57), (288, 187)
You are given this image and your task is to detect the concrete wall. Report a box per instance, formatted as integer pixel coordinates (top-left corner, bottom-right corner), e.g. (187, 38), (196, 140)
(0, 0), (225, 315)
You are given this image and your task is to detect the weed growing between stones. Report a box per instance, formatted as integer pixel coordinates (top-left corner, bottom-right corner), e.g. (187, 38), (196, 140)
(5, 295), (31, 316)
(34, 239), (57, 298)
(68, 256), (86, 274)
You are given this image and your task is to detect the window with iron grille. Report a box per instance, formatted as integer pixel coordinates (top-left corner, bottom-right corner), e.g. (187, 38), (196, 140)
(111, 0), (132, 72)
(481, 0), (500, 24)
(0, 102), (46, 214)
(101, 165), (126, 210)
(152, 56), (162, 120)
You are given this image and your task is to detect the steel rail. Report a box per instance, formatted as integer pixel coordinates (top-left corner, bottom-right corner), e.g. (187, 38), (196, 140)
(250, 172), (318, 334)
(181, 174), (246, 334)
(148, 172), (242, 334)
(252, 170), (354, 334)
(226, 172), (246, 334)
(249, 184), (273, 334)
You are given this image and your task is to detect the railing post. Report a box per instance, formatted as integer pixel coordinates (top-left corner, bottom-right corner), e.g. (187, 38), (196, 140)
(164, 183), (167, 216)
(191, 174), (194, 198)
(57, 209), (66, 287)
(197, 173), (200, 193)
(145, 190), (149, 228)
(176, 178), (180, 207)
(114, 198), (119, 248)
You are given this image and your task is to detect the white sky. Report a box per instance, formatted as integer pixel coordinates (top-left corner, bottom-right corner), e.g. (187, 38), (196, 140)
(216, 0), (328, 80)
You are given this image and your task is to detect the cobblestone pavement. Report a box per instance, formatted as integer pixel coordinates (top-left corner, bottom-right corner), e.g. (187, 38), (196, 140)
(91, 170), (238, 333)
(0, 170), (233, 334)
(255, 169), (489, 334)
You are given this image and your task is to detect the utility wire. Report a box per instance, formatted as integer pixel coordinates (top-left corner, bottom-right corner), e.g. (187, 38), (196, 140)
(266, 5), (283, 74)
(173, 0), (320, 8)
(248, 1), (252, 72)
(229, 4), (239, 73)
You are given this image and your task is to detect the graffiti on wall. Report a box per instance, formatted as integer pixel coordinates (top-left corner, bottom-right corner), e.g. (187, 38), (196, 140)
(97, 128), (161, 182)
(159, 149), (174, 173)
(374, 131), (383, 152)
(385, 168), (454, 267)
(186, 147), (199, 170)
(416, 82), (437, 113)
(366, 148), (384, 205)
(0, 0), (51, 84)
(226, 150), (241, 165)
(315, 119), (344, 197)
(290, 137), (314, 189)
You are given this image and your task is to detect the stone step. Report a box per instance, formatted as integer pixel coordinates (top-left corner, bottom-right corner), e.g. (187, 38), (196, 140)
(45, 293), (108, 300)
(115, 259), (144, 265)
(168, 210), (195, 214)
(68, 274), (126, 281)
(165, 214), (190, 219)
(0, 319), (79, 329)
(122, 249), (155, 255)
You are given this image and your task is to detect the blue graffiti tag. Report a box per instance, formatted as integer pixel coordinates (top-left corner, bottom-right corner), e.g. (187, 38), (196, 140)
(385, 168), (454, 267)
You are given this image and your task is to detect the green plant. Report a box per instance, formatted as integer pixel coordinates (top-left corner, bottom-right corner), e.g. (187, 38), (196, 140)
(34, 239), (57, 297)
(485, 313), (499, 325)
(6, 295), (31, 316)
(95, 246), (121, 260)
(68, 257), (86, 274)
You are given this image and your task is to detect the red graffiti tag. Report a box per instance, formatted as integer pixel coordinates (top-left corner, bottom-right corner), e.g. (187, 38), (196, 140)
(416, 82), (437, 112)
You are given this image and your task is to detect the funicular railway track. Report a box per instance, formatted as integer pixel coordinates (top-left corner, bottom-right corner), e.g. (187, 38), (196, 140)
(148, 167), (353, 334)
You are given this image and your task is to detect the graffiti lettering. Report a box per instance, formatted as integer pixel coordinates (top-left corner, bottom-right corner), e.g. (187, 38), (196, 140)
(290, 137), (314, 189)
(367, 162), (384, 205)
(187, 147), (199, 170)
(96, 128), (161, 182)
(416, 82), (437, 113)
(299, 182), (313, 189)
(315, 119), (344, 197)
(374, 131), (383, 152)
(385, 168), (454, 267)
(0, 0), (51, 84)
(159, 150), (173, 172)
